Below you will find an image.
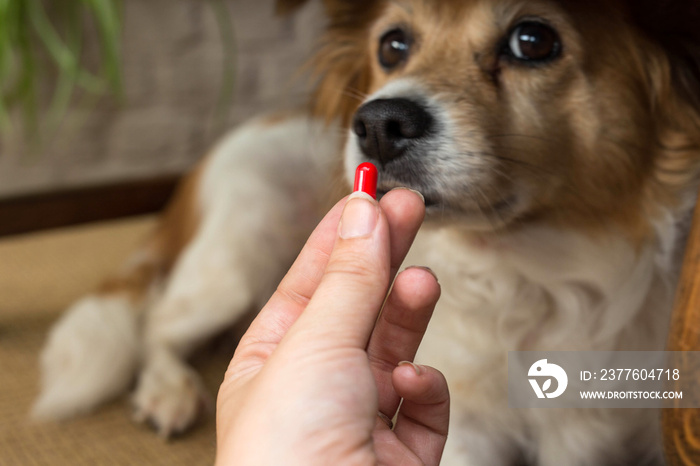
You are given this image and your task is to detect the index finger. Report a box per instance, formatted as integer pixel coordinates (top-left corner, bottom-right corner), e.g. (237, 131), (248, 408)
(233, 188), (425, 369)
(282, 189), (424, 350)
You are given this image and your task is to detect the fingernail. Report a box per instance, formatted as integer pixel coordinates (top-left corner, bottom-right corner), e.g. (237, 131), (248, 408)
(398, 360), (422, 376)
(339, 192), (379, 239)
(406, 265), (439, 283)
(391, 187), (425, 204)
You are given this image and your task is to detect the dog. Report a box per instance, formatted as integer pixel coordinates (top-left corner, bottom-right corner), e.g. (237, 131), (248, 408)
(33, 0), (700, 464)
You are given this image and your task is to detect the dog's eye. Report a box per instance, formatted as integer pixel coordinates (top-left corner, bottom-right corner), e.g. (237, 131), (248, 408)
(507, 22), (561, 63)
(379, 29), (410, 70)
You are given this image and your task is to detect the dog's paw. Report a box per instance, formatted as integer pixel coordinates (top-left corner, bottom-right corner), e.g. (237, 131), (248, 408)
(132, 352), (211, 438)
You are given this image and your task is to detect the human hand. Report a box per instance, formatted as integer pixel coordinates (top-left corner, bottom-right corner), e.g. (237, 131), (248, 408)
(215, 188), (449, 465)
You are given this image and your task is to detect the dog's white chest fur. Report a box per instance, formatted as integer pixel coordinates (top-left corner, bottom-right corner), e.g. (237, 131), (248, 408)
(406, 221), (676, 464)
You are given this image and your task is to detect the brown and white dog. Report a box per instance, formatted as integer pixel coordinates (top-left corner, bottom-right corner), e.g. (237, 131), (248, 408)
(33, 0), (700, 464)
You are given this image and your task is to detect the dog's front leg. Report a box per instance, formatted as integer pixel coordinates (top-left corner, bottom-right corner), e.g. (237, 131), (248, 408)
(131, 216), (267, 436)
(131, 114), (343, 435)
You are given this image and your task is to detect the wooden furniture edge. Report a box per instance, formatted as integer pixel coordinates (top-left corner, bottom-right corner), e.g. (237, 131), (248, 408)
(0, 175), (180, 237)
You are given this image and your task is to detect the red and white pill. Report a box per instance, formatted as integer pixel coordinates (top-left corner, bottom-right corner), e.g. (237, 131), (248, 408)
(353, 162), (378, 199)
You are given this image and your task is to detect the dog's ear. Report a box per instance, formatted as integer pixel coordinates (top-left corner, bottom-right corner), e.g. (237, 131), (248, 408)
(274, 0), (383, 125)
(629, 0), (700, 201)
(629, 0), (700, 112)
(665, 43), (700, 114)
(306, 1), (384, 126)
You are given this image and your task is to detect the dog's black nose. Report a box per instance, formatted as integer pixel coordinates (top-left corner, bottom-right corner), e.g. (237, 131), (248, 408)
(353, 98), (432, 163)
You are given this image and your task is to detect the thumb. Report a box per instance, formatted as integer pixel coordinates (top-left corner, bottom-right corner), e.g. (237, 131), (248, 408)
(284, 191), (392, 350)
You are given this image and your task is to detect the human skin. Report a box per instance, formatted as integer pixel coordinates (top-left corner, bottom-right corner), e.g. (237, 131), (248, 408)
(216, 188), (450, 465)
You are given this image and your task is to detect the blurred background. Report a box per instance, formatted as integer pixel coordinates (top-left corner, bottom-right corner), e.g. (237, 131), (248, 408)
(0, 1), (322, 464)
(1, 0), (321, 201)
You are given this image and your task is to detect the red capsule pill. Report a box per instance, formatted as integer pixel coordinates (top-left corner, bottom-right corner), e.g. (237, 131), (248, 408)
(353, 162), (378, 199)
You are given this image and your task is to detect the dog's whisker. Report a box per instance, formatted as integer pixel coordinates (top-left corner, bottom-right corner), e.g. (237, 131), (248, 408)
(339, 88), (370, 103)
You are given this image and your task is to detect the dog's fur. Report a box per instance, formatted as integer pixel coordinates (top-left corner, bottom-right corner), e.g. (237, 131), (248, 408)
(33, 0), (700, 464)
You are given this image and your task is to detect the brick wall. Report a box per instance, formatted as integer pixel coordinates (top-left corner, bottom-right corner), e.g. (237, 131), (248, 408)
(0, 0), (323, 198)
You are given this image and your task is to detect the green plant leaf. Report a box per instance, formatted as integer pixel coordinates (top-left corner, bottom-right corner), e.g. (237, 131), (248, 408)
(0, 0), (123, 143)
